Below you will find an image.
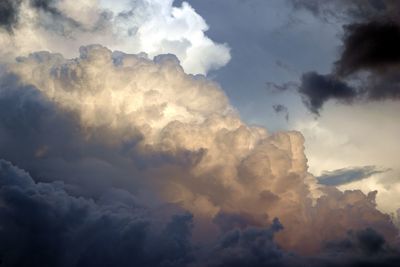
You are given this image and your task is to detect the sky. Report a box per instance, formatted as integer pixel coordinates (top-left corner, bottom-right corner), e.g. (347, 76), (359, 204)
(185, 0), (400, 214)
(0, 0), (400, 266)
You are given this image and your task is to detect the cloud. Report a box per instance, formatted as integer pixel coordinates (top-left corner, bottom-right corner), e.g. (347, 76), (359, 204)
(0, 159), (194, 267)
(293, 102), (400, 213)
(288, 0), (400, 113)
(0, 45), (399, 265)
(317, 166), (389, 186)
(336, 20), (400, 76)
(289, 0), (400, 22)
(319, 228), (400, 267)
(0, 0), (22, 31)
(203, 218), (289, 267)
(295, 69), (400, 114)
(298, 72), (357, 114)
(0, 0), (230, 74)
(273, 104), (289, 121)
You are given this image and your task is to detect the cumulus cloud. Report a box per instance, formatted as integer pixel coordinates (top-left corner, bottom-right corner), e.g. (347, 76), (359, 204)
(0, 0), (230, 74)
(0, 0), (397, 264)
(0, 45), (398, 267)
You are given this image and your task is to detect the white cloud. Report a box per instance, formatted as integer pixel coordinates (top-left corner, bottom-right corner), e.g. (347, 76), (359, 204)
(0, 0), (230, 74)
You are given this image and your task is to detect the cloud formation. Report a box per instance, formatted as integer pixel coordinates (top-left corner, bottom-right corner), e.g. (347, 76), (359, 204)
(288, 0), (400, 113)
(0, 45), (399, 266)
(0, 0), (230, 74)
(298, 72), (357, 114)
(0, 159), (194, 267)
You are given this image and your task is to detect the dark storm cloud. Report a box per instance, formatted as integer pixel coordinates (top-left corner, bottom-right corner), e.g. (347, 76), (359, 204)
(336, 20), (400, 76)
(288, 0), (400, 112)
(1, 159), (399, 267)
(298, 72), (357, 114)
(0, 0), (22, 31)
(205, 218), (289, 267)
(296, 67), (400, 114)
(317, 166), (388, 186)
(320, 228), (400, 267)
(0, 159), (194, 267)
(0, 160), (291, 267)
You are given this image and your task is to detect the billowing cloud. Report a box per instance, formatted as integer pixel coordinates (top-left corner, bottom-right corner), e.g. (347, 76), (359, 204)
(0, 0), (230, 74)
(0, 45), (398, 266)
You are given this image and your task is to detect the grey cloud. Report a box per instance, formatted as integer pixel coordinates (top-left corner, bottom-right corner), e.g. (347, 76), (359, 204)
(336, 20), (400, 76)
(29, 0), (104, 34)
(205, 218), (288, 267)
(289, 0), (399, 22)
(0, 0), (22, 31)
(296, 69), (400, 114)
(319, 228), (400, 267)
(1, 159), (399, 267)
(273, 104), (289, 121)
(0, 159), (194, 267)
(298, 72), (357, 114)
(288, 0), (400, 112)
(0, 161), (290, 267)
(317, 166), (388, 186)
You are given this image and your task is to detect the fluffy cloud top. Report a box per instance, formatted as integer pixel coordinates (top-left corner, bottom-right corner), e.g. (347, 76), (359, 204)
(0, 0), (230, 74)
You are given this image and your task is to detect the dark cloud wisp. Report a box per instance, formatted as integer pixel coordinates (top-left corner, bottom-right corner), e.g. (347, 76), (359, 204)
(273, 104), (289, 121)
(298, 72), (357, 114)
(317, 166), (388, 186)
